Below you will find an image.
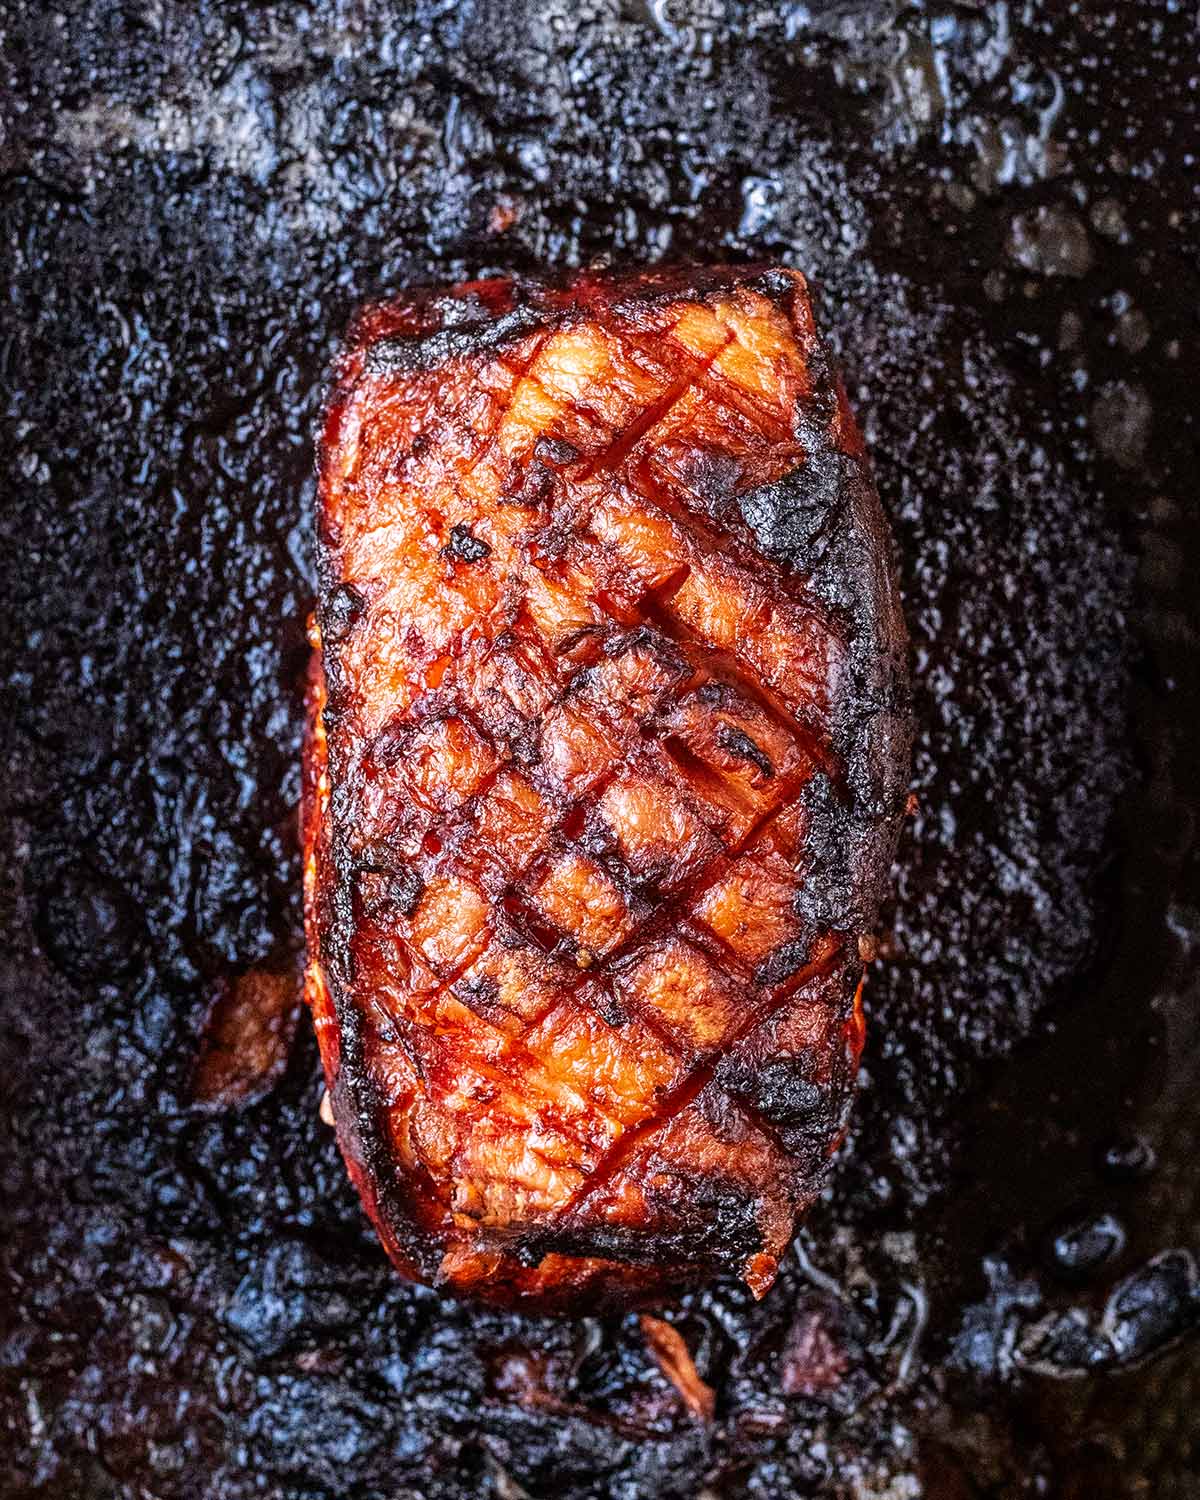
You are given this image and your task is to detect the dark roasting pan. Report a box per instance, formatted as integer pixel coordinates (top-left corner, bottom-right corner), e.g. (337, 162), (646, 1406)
(2, 2), (1197, 1495)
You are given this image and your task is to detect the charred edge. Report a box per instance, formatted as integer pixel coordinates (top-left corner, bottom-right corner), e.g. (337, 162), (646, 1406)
(735, 375), (848, 578)
(598, 262), (802, 320)
(753, 931), (817, 989)
(728, 315), (913, 934)
(494, 1201), (766, 1277)
(364, 303), (547, 375)
(305, 689), (447, 1284)
(328, 1003), (449, 1285)
(358, 265), (801, 379)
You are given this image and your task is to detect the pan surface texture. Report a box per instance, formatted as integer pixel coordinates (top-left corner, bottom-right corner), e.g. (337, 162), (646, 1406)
(1, 2), (1198, 1496)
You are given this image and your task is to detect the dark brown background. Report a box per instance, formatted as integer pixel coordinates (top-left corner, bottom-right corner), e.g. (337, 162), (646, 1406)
(1, 1), (1198, 1496)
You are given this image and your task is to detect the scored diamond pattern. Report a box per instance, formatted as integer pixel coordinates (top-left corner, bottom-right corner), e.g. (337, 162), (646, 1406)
(320, 272), (861, 1257)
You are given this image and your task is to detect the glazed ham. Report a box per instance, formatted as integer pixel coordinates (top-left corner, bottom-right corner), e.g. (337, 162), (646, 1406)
(302, 266), (911, 1311)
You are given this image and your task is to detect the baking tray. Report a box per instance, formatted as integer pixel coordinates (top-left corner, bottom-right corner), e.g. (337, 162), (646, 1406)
(1, 2), (1197, 1495)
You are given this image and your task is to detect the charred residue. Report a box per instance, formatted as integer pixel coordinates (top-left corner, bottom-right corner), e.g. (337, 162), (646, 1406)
(1, 2), (1198, 1497)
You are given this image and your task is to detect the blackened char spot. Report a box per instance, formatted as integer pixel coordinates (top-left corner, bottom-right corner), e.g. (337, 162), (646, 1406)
(754, 932), (815, 988)
(745, 266), (803, 317)
(353, 860), (423, 920)
(716, 722), (775, 779)
(718, 1048), (845, 1167)
(675, 450), (743, 519)
(793, 772), (861, 931)
(514, 1175), (765, 1271)
(762, 1097), (839, 1167)
(533, 436), (579, 465)
(501, 459), (556, 507)
(800, 340), (840, 424)
(321, 581), (366, 643)
(737, 438), (850, 570)
(442, 524), (492, 564)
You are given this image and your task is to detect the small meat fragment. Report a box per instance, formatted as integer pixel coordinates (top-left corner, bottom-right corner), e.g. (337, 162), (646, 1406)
(192, 968), (300, 1111)
(639, 1314), (716, 1423)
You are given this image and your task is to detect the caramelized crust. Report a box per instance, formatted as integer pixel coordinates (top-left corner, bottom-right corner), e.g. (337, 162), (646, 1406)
(302, 265), (911, 1311)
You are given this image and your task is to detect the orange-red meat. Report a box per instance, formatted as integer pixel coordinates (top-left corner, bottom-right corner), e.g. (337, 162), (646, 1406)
(302, 265), (911, 1311)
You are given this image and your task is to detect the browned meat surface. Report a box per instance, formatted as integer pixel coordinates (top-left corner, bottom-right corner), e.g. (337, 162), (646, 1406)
(302, 265), (911, 1311)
